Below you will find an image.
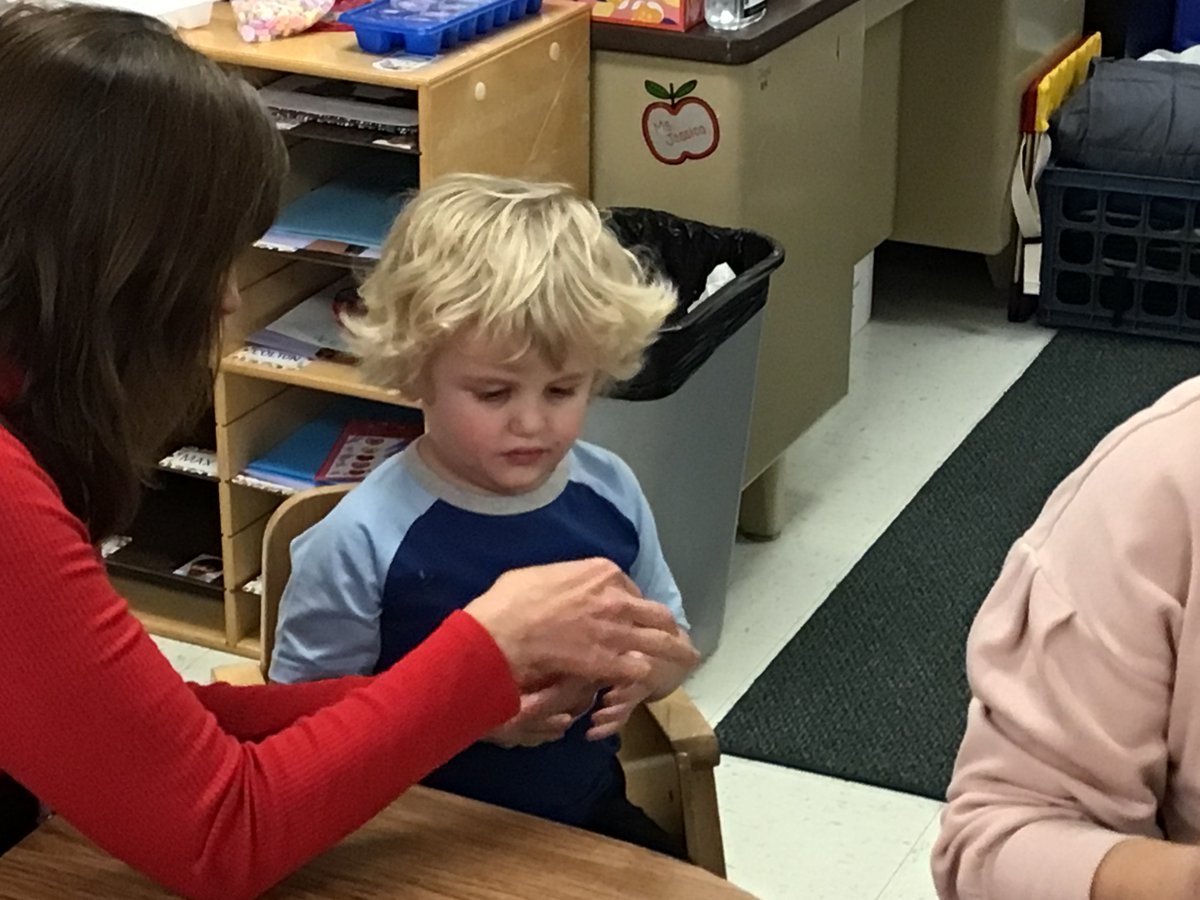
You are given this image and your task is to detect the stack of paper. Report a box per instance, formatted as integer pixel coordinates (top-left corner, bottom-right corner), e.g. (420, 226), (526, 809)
(258, 75), (419, 136)
(246, 279), (361, 363)
(259, 158), (418, 259)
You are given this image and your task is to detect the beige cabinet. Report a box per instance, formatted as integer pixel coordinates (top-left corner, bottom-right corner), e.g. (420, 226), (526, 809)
(592, 0), (1085, 534)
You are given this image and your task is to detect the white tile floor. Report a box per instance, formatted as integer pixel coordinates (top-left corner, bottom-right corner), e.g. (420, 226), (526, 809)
(158, 247), (1056, 900)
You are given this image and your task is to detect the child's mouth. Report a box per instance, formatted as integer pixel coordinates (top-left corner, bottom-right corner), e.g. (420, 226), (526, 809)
(503, 449), (547, 465)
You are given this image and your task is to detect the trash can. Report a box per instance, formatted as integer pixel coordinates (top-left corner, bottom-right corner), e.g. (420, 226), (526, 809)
(582, 208), (784, 656)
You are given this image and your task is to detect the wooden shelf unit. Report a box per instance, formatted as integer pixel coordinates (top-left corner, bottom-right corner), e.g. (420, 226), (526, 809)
(184, 3), (590, 188)
(117, 3), (591, 660)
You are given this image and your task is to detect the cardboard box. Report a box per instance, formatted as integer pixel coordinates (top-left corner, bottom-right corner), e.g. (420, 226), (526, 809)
(588, 0), (703, 32)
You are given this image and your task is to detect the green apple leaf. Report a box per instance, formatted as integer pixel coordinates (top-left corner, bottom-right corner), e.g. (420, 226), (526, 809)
(644, 80), (671, 100)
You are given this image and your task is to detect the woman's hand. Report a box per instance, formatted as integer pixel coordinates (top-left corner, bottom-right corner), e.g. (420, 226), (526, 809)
(485, 678), (598, 748)
(463, 558), (698, 690)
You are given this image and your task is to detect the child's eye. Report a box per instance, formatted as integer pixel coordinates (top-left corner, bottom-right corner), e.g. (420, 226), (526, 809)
(547, 386), (579, 400)
(475, 389), (510, 403)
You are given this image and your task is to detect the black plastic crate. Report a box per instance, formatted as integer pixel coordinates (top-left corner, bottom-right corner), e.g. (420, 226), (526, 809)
(1039, 163), (1200, 341)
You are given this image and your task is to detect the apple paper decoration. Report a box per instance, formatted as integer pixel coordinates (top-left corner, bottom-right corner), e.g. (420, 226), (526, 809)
(641, 79), (720, 166)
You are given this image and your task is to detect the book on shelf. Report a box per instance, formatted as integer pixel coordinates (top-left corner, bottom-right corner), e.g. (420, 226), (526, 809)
(229, 347), (312, 370)
(255, 229), (382, 261)
(260, 158), (418, 259)
(243, 398), (423, 492)
(99, 535), (132, 559)
(172, 554), (224, 584)
(159, 446), (218, 479)
(246, 278), (364, 363)
(258, 74), (418, 137)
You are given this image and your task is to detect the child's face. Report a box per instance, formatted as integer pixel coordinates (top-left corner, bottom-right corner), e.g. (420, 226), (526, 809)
(418, 332), (596, 496)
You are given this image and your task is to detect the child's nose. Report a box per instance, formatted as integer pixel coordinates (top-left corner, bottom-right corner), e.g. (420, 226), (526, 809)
(511, 402), (545, 436)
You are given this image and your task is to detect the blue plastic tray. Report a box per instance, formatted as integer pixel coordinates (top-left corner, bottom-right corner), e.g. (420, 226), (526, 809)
(340, 0), (542, 55)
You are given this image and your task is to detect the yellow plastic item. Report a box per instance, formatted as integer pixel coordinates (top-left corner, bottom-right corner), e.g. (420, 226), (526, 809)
(1032, 31), (1102, 132)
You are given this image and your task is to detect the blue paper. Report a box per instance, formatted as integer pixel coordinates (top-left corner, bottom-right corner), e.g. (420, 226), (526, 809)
(245, 398), (422, 487)
(274, 159), (418, 248)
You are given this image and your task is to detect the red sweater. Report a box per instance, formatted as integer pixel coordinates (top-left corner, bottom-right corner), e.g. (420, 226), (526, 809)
(0, 426), (520, 898)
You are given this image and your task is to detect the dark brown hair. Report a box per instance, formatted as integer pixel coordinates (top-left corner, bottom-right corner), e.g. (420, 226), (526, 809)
(0, 4), (285, 540)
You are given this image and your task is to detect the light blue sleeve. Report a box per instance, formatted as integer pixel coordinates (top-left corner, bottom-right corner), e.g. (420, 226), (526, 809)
(626, 481), (689, 631)
(269, 458), (433, 683)
(572, 443), (689, 631)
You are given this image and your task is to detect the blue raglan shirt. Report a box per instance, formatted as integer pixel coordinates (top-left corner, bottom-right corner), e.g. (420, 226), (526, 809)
(269, 439), (687, 825)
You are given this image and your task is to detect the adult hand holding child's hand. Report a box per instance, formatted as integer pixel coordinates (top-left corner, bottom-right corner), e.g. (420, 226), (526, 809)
(585, 676), (654, 742)
(464, 558), (698, 691)
(485, 678), (598, 748)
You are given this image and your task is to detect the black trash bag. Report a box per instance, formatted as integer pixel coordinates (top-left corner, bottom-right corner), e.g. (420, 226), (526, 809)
(603, 207), (785, 402)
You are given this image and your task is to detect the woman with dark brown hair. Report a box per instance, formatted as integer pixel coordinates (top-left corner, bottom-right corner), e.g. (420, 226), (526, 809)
(0, 5), (696, 897)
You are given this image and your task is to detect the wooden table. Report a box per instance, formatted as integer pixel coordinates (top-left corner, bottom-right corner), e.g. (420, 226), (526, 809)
(0, 786), (753, 899)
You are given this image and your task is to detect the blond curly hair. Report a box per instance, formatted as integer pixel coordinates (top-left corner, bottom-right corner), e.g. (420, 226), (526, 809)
(349, 173), (676, 396)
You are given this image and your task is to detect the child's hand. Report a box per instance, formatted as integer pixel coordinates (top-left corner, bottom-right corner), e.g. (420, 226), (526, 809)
(585, 680), (654, 741)
(485, 678), (598, 749)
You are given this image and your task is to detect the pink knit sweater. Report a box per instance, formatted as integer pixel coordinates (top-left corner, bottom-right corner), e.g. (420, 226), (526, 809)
(933, 375), (1200, 900)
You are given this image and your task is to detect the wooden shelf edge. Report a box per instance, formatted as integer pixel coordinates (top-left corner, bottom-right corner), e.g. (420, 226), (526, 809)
(133, 610), (229, 654)
(235, 635), (264, 657)
(220, 353), (419, 408)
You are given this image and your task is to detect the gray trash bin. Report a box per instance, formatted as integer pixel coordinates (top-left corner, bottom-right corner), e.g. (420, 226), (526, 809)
(583, 209), (784, 656)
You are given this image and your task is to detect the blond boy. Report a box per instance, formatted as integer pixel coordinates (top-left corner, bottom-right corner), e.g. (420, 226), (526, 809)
(270, 175), (696, 854)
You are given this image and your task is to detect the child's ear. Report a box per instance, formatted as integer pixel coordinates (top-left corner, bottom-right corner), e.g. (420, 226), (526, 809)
(410, 369), (435, 405)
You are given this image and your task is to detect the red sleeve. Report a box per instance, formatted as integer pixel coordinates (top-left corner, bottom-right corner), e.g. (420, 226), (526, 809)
(0, 431), (519, 900)
(190, 677), (370, 743)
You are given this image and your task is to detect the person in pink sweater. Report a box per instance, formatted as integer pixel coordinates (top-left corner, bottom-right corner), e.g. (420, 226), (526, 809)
(933, 376), (1200, 900)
